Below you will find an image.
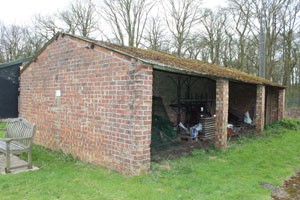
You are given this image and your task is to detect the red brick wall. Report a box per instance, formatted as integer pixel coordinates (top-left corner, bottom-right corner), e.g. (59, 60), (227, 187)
(278, 89), (285, 120)
(256, 85), (265, 133)
(19, 34), (153, 175)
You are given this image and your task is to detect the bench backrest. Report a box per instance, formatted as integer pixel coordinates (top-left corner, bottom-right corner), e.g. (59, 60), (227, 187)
(5, 118), (36, 148)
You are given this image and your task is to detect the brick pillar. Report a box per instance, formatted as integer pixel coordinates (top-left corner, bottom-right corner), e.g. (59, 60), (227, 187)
(278, 88), (285, 120)
(256, 85), (265, 133)
(215, 79), (228, 149)
(129, 64), (153, 175)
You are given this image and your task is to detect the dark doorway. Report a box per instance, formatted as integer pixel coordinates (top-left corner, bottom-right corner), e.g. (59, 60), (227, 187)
(0, 64), (20, 118)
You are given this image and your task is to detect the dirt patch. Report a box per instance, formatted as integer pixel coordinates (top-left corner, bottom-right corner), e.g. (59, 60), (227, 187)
(260, 182), (288, 199)
(151, 131), (249, 162)
(151, 138), (212, 162)
(272, 171), (300, 200)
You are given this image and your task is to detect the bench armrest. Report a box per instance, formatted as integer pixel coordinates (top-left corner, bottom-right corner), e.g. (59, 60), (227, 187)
(0, 137), (32, 143)
(0, 138), (13, 143)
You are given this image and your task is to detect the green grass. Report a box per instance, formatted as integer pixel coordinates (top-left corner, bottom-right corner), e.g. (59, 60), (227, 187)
(0, 119), (300, 199)
(0, 122), (5, 137)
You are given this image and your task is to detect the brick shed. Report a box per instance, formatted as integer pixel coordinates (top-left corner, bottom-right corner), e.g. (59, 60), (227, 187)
(19, 33), (285, 175)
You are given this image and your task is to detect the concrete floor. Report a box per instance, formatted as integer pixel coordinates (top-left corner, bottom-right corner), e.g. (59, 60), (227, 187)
(0, 154), (39, 174)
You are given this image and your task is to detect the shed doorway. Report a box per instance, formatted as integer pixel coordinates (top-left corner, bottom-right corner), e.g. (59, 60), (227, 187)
(151, 70), (216, 161)
(265, 86), (279, 125)
(228, 82), (256, 135)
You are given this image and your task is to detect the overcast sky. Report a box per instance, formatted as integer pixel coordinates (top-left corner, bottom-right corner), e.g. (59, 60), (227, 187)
(0, 0), (227, 26)
(0, 0), (73, 25)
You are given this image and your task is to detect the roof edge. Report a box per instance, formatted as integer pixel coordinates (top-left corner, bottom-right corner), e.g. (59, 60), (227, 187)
(0, 56), (33, 69)
(21, 33), (60, 74)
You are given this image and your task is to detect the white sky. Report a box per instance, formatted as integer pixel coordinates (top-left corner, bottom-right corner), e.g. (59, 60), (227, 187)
(0, 0), (227, 26)
(0, 0), (73, 25)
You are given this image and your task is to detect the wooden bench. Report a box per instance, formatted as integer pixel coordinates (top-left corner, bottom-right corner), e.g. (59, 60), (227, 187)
(0, 118), (36, 173)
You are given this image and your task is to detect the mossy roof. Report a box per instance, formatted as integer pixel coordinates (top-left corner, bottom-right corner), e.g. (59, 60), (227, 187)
(85, 37), (283, 88)
(23, 33), (284, 88)
(100, 42), (284, 87)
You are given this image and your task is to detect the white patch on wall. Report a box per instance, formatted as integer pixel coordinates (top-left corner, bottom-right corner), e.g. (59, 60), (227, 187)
(55, 90), (61, 97)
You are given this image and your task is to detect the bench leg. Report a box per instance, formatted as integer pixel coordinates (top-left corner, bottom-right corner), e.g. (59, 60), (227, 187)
(5, 153), (11, 173)
(28, 150), (32, 169)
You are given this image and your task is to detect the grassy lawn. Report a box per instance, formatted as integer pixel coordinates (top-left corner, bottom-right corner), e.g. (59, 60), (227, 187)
(0, 119), (300, 199)
(0, 122), (5, 138)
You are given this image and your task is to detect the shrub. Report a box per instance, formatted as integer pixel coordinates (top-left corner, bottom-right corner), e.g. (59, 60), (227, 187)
(152, 115), (176, 138)
(279, 118), (300, 130)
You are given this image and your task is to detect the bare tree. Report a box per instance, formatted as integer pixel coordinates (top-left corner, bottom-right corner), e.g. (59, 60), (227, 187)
(221, 26), (236, 68)
(143, 16), (170, 51)
(163, 0), (201, 57)
(59, 9), (78, 35)
(0, 24), (32, 61)
(33, 0), (98, 40)
(199, 9), (227, 65)
(262, 0), (283, 80)
(24, 29), (45, 56)
(280, 0), (300, 86)
(225, 0), (300, 82)
(246, 0), (288, 80)
(33, 14), (59, 41)
(0, 54), (4, 63)
(102, 0), (154, 47)
(0, 24), (44, 62)
(59, 0), (98, 37)
(0, 22), (4, 63)
(228, 0), (253, 70)
(184, 34), (205, 60)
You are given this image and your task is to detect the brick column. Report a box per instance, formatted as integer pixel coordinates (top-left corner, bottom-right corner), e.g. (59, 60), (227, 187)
(215, 79), (228, 149)
(278, 88), (285, 120)
(129, 64), (153, 175)
(256, 85), (265, 133)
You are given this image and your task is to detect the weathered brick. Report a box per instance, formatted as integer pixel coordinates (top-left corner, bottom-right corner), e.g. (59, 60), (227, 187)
(19, 34), (153, 175)
(215, 79), (228, 149)
(256, 85), (265, 133)
(278, 89), (285, 120)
